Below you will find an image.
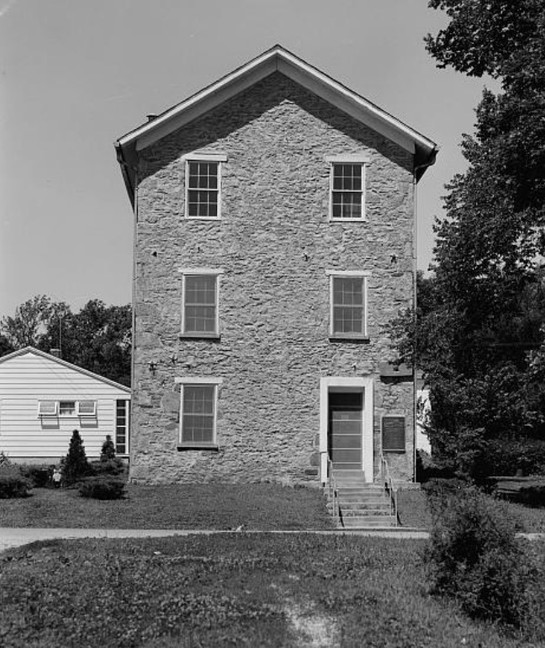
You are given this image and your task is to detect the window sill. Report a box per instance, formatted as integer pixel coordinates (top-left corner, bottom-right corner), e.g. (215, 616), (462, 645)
(329, 334), (370, 343)
(383, 449), (406, 454)
(183, 216), (222, 221)
(179, 332), (221, 340)
(177, 444), (219, 452)
(329, 217), (366, 223)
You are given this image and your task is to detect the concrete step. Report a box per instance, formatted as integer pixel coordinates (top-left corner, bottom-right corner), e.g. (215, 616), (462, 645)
(334, 478), (368, 486)
(340, 501), (391, 512)
(342, 515), (397, 528)
(337, 485), (385, 492)
(337, 490), (387, 499)
(341, 507), (392, 517)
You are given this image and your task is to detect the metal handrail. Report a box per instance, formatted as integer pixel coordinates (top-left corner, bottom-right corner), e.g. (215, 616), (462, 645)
(325, 454), (342, 526)
(380, 452), (399, 526)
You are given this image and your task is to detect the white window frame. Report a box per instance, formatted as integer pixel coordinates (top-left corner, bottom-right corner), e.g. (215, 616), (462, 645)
(115, 399), (130, 455)
(77, 400), (97, 416)
(38, 400), (58, 416)
(178, 268), (223, 338)
(175, 377), (222, 449)
(58, 400), (77, 417)
(326, 154), (369, 222)
(183, 153), (227, 220)
(327, 270), (370, 339)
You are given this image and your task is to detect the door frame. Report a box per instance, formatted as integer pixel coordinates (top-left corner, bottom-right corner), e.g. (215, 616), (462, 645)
(319, 376), (374, 484)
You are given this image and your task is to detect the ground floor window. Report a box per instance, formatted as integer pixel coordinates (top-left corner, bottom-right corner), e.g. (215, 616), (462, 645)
(115, 399), (130, 454)
(175, 377), (222, 449)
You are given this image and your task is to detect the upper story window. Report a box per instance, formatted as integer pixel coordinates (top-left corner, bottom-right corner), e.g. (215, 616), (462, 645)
(179, 268), (223, 338)
(326, 154), (369, 221)
(327, 271), (369, 339)
(184, 153), (227, 219)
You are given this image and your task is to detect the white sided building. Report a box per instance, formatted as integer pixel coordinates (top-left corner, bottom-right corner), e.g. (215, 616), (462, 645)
(0, 347), (131, 464)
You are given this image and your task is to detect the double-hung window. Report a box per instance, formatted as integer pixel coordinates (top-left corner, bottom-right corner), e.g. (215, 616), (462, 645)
(179, 268), (223, 338)
(328, 271), (369, 339)
(37, 399), (97, 418)
(184, 153), (227, 219)
(59, 401), (76, 416)
(176, 377), (222, 449)
(327, 155), (369, 221)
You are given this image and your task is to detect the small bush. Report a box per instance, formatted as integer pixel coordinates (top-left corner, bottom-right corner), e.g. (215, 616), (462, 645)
(425, 485), (536, 628)
(90, 458), (126, 477)
(0, 470), (32, 498)
(416, 450), (454, 483)
(79, 476), (126, 500)
(514, 483), (545, 507)
(19, 464), (51, 488)
(64, 429), (91, 484)
(100, 435), (116, 462)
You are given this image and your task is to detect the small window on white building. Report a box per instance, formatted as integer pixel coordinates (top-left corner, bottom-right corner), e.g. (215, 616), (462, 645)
(59, 401), (76, 416)
(116, 399), (130, 454)
(77, 400), (97, 416)
(38, 400), (58, 416)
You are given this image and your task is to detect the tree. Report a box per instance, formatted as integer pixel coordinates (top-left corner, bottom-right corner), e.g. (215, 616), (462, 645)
(100, 435), (116, 462)
(0, 295), (54, 348)
(63, 429), (90, 485)
(1, 297), (132, 386)
(417, 1), (545, 475)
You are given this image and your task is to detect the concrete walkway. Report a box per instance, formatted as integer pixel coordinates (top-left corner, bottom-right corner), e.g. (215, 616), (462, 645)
(0, 527), (430, 552)
(2, 527), (543, 553)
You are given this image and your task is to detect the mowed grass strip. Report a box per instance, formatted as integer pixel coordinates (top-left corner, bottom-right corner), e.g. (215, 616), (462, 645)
(397, 488), (545, 533)
(1, 534), (541, 648)
(0, 483), (334, 530)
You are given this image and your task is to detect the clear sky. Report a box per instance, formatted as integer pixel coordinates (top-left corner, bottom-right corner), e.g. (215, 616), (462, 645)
(0, 0), (493, 318)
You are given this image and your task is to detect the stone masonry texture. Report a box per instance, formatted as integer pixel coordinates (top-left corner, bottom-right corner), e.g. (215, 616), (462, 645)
(131, 72), (416, 485)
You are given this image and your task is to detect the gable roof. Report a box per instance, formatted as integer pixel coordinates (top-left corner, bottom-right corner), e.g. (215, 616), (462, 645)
(115, 45), (438, 205)
(0, 347), (131, 394)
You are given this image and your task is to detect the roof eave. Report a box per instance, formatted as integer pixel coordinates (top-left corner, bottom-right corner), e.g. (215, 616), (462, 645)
(114, 45), (439, 197)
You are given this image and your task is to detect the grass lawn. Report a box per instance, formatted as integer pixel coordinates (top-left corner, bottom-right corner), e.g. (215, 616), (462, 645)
(397, 487), (545, 533)
(0, 483), (334, 530)
(1, 534), (544, 648)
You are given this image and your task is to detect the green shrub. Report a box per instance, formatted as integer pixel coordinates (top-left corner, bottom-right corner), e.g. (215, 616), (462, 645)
(64, 429), (91, 484)
(79, 476), (126, 500)
(100, 434), (116, 462)
(416, 450), (454, 482)
(486, 438), (545, 476)
(0, 451), (13, 467)
(0, 470), (32, 498)
(425, 485), (535, 627)
(90, 458), (126, 477)
(513, 483), (545, 507)
(19, 464), (51, 488)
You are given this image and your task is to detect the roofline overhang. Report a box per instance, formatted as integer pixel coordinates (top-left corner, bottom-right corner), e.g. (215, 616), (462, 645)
(0, 346), (132, 394)
(114, 44), (438, 203)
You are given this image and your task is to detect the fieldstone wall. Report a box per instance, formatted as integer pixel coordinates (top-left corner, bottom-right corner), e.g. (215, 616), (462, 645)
(131, 72), (415, 485)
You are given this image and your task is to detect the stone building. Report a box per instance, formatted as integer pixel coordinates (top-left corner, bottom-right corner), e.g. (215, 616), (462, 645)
(115, 45), (437, 486)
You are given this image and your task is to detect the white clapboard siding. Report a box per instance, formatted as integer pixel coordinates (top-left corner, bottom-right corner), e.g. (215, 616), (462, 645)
(0, 348), (131, 462)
